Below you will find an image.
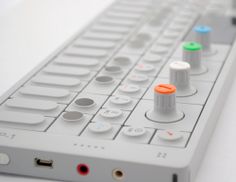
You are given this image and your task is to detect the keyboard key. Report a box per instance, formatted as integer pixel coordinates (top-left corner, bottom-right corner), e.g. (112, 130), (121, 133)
(93, 109), (130, 125)
(0, 111), (45, 125)
(116, 126), (155, 144)
(81, 122), (121, 140)
(67, 93), (108, 115)
(62, 111), (84, 122)
(74, 39), (116, 49)
(2, 98), (66, 117)
(6, 98), (58, 111)
(65, 47), (109, 58)
(31, 75), (85, 92)
(104, 95), (138, 111)
(43, 65), (90, 77)
(47, 112), (92, 135)
(151, 130), (190, 148)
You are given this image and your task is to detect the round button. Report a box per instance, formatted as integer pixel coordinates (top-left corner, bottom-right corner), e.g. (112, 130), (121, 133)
(157, 130), (183, 141)
(128, 74), (148, 83)
(123, 127), (146, 137)
(129, 40), (145, 49)
(74, 98), (96, 108)
(104, 66), (122, 74)
(100, 108), (122, 119)
(143, 54), (163, 63)
(119, 84), (140, 94)
(136, 33), (152, 41)
(95, 76), (114, 85)
(135, 64), (154, 72)
(155, 84), (176, 94)
(157, 37), (174, 46)
(151, 46), (169, 54)
(62, 111), (84, 122)
(110, 95), (131, 105)
(88, 122), (112, 133)
(113, 56), (131, 66)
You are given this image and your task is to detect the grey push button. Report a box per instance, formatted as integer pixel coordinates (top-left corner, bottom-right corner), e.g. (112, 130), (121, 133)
(0, 153), (10, 165)
(95, 76), (114, 85)
(62, 111), (84, 122)
(74, 98), (96, 108)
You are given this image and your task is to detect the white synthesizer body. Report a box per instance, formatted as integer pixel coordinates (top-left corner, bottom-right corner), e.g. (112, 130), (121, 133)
(0, 0), (236, 182)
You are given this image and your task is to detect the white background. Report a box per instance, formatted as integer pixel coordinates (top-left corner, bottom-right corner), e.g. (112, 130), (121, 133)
(0, 0), (236, 181)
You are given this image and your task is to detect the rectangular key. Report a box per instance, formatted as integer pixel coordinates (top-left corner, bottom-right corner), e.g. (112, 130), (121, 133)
(2, 98), (66, 117)
(65, 47), (109, 58)
(99, 17), (138, 27)
(91, 24), (131, 34)
(53, 56), (104, 71)
(31, 75), (85, 92)
(0, 111), (53, 131)
(82, 31), (124, 41)
(106, 11), (142, 20)
(0, 111), (46, 125)
(74, 39), (116, 49)
(42, 65), (96, 81)
(14, 86), (76, 104)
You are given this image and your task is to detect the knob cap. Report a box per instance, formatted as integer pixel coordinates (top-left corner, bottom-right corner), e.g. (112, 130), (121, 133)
(194, 25), (216, 56)
(146, 84), (184, 123)
(169, 61), (196, 97)
(183, 42), (207, 75)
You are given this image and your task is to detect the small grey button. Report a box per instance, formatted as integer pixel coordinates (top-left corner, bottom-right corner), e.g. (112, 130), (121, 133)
(75, 98), (96, 108)
(136, 33), (152, 41)
(62, 111), (84, 122)
(95, 76), (114, 85)
(129, 40), (145, 49)
(105, 66), (122, 74)
(113, 56), (131, 66)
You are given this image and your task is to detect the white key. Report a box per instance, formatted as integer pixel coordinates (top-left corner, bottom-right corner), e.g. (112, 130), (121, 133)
(91, 24), (130, 34)
(143, 54), (163, 63)
(123, 127), (146, 137)
(6, 98), (58, 111)
(135, 64), (154, 72)
(128, 74), (148, 83)
(88, 122), (112, 133)
(100, 108), (122, 119)
(83, 32), (124, 41)
(43, 65), (90, 77)
(54, 56), (99, 67)
(65, 47), (108, 58)
(32, 75), (81, 87)
(19, 86), (70, 98)
(118, 84), (140, 93)
(156, 130), (183, 141)
(106, 11), (142, 19)
(99, 17), (137, 27)
(74, 39), (116, 49)
(109, 95), (131, 105)
(151, 46), (169, 54)
(0, 111), (45, 125)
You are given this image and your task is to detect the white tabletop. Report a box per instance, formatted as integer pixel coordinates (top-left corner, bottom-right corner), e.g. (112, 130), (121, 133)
(0, 0), (236, 181)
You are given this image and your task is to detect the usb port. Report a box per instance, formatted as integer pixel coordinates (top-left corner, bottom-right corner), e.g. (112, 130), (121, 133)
(35, 158), (53, 168)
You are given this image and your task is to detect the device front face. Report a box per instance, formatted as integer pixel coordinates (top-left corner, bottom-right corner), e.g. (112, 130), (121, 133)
(0, 0), (236, 182)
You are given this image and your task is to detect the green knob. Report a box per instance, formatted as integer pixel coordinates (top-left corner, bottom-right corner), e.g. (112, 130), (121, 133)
(183, 42), (202, 51)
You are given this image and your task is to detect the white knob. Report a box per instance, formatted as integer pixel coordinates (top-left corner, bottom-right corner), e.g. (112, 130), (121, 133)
(183, 42), (207, 75)
(194, 26), (216, 56)
(146, 84), (184, 123)
(169, 61), (196, 97)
